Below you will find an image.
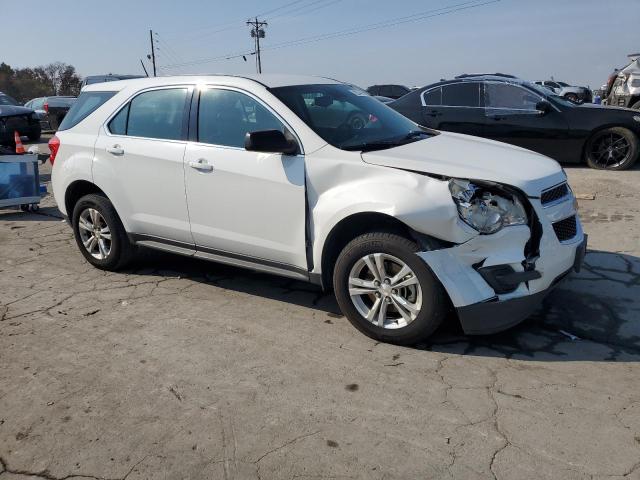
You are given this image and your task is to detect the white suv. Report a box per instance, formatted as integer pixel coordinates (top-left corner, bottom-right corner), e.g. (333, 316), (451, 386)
(50, 75), (586, 345)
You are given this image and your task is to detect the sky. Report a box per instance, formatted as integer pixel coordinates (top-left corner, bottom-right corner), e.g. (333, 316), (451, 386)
(1, 0), (638, 89)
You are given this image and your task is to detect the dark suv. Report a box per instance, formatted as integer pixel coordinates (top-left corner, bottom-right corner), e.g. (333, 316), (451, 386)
(366, 84), (412, 100)
(0, 92), (41, 145)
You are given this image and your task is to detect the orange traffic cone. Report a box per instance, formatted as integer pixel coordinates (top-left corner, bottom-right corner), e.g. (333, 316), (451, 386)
(14, 131), (25, 154)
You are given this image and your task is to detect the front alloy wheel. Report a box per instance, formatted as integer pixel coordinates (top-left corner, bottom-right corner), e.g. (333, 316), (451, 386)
(333, 232), (446, 345)
(348, 253), (422, 329)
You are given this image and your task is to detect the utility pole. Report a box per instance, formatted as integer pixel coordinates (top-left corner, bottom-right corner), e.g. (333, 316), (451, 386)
(149, 29), (157, 77)
(247, 18), (267, 74)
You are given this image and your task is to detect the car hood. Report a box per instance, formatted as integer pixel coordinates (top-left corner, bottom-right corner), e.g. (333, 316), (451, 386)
(361, 131), (566, 196)
(0, 105), (34, 116)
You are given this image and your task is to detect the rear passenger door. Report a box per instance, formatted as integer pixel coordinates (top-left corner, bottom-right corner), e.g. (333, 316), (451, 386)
(93, 86), (194, 244)
(420, 82), (484, 136)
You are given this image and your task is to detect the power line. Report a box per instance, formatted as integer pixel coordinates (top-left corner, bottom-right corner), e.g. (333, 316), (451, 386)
(159, 0), (499, 70)
(264, 0), (498, 51)
(162, 0), (316, 42)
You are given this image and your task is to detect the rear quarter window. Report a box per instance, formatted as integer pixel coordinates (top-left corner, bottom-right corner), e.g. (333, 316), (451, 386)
(58, 92), (115, 131)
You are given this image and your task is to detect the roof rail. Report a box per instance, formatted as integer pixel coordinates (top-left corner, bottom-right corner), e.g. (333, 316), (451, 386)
(454, 73), (518, 79)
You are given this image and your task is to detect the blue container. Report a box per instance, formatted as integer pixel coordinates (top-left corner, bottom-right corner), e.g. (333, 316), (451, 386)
(0, 155), (41, 208)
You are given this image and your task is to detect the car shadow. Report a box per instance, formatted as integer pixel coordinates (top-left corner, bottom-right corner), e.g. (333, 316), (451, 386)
(125, 248), (640, 363)
(0, 206), (64, 222)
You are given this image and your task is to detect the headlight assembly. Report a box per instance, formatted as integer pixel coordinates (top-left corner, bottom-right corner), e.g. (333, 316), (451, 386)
(448, 179), (528, 234)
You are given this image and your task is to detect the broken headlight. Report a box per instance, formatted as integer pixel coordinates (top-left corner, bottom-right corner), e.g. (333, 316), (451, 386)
(448, 179), (527, 234)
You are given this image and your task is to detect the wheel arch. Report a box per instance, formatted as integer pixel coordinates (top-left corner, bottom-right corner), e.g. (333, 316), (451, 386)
(64, 180), (107, 220)
(318, 211), (448, 290)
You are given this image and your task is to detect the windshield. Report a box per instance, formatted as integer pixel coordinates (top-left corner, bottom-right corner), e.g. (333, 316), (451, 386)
(270, 84), (432, 151)
(524, 81), (575, 107)
(0, 94), (19, 106)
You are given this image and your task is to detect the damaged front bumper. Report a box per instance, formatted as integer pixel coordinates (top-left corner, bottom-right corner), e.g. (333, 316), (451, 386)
(418, 201), (586, 335)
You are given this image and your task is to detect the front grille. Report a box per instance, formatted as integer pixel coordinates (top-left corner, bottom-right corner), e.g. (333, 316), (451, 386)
(541, 183), (569, 206)
(552, 215), (577, 242)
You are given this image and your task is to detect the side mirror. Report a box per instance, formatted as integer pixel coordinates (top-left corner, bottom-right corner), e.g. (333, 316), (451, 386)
(244, 130), (299, 155)
(535, 101), (552, 114)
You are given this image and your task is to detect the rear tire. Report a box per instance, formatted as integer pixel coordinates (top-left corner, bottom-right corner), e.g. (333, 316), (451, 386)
(71, 194), (135, 271)
(585, 127), (639, 170)
(333, 232), (447, 345)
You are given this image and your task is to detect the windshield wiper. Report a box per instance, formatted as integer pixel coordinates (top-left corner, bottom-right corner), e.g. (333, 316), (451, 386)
(404, 130), (430, 140)
(342, 140), (403, 152)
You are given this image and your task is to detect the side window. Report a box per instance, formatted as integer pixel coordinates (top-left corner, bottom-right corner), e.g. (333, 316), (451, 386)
(485, 83), (541, 111)
(198, 88), (285, 148)
(422, 87), (442, 106)
(379, 86), (393, 97)
(441, 83), (480, 107)
(391, 86), (407, 98)
(124, 88), (188, 140)
(108, 103), (129, 135)
(58, 91), (116, 131)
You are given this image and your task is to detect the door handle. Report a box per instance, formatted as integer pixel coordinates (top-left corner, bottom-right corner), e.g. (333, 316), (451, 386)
(188, 159), (214, 172)
(106, 145), (124, 155)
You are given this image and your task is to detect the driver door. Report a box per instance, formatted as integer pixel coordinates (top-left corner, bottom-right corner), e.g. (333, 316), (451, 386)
(482, 81), (569, 160)
(183, 87), (308, 271)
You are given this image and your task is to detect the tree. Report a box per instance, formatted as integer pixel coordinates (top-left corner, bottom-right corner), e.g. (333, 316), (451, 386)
(0, 62), (83, 102)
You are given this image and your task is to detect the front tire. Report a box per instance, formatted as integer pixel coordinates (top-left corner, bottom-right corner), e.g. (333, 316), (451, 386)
(71, 194), (134, 270)
(333, 232), (447, 345)
(584, 127), (639, 170)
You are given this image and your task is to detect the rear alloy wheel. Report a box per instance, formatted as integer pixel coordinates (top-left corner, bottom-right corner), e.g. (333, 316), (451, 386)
(72, 194), (134, 270)
(585, 127), (639, 170)
(333, 232), (446, 345)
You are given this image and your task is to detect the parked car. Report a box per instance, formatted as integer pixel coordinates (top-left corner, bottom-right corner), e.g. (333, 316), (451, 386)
(0, 92), (41, 145)
(534, 80), (592, 103)
(24, 96), (76, 132)
(81, 74), (145, 89)
(366, 84), (413, 99)
(390, 74), (640, 170)
(50, 74), (585, 345)
(373, 95), (395, 104)
(606, 54), (640, 110)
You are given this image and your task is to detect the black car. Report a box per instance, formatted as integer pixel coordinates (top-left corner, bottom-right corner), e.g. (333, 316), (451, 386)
(366, 84), (413, 100)
(24, 96), (76, 132)
(390, 74), (640, 170)
(0, 92), (41, 146)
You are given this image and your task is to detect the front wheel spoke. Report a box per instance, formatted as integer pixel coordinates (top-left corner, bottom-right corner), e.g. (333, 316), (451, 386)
(363, 255), (381, 281)
(78, 218), (93, 232)
(373, 253), (387, 280)
(98, 239), (108, 258)
(391, 294), (419, 315)
(389, 264), (411, 285)
(89, 209), (98, 225)
(377, 299), (388, 327)
(87, 236), (98, 252)
(82, 235), (94, 248)
(393, 275), (419, 289)
(391, 296), (412, 323)
(366, 297), (382, 322)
